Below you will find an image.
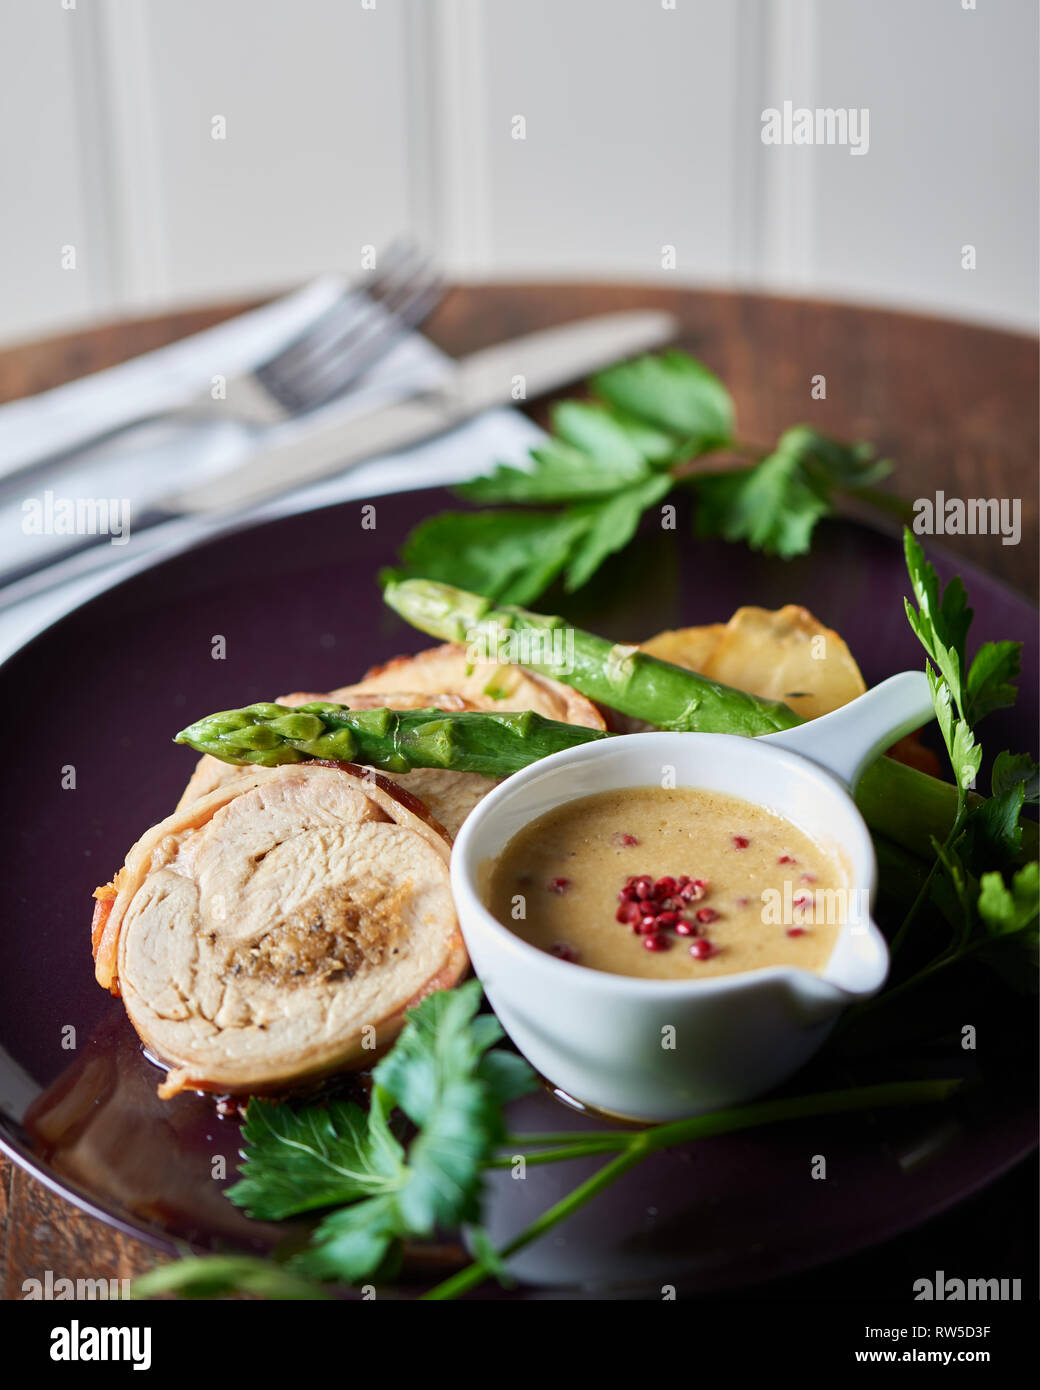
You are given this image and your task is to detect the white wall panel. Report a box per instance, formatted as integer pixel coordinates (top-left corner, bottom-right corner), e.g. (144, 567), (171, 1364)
(0, 1), (105, 343)
(473, 0), (744, 281)
(137, 0), (413, 304)
(0, 0), (1036, 349)
(784, 0), (1039, 329)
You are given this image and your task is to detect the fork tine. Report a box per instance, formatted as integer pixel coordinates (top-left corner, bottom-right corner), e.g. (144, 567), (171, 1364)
(256, 293), (373, 391)
(294, 270), (445, 403)
(260, 255), (443, 412)
(281, 272), (444, 410)
(275, 288), (442, 413)
(280, 260), (439, 393)
(256, 241), (418, 382)
(263, 262), (427, 392)
(360, 238), (424, 299)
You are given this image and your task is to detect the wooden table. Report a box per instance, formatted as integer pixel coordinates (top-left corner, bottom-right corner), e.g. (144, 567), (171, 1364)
(1, 284), (1037, 1297)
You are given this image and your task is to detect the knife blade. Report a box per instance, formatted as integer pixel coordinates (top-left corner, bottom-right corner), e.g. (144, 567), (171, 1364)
(164, 309), (677, 514)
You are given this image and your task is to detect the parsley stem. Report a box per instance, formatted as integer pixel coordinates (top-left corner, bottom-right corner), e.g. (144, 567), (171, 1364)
(487, 1141), (629, 1167)
(499, 1130), (633, 1146)
(887, 856), (945, 960)
(421, 1143), (650, 1301)
(422, 1079), (959, 1301)
(888, 810), (966, 960)
(610, 1079), (960, 1155)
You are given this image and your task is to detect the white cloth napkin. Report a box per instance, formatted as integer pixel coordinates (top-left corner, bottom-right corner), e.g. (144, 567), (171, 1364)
(0, 278), (433, 472)
(0, 281), (544, 662)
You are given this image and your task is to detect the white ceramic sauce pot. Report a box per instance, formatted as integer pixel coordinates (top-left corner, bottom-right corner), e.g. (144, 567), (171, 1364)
(450, 671), (935, 1121)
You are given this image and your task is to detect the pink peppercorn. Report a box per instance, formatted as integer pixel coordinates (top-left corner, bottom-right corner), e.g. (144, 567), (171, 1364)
(643, 933), (669, 952)
(679, 879), (707, 902)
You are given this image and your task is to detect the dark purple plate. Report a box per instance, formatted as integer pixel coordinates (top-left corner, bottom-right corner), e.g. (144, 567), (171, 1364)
(0, 490), (1036, 1295)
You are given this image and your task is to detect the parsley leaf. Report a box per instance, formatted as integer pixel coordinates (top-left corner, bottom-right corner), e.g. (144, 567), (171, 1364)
(382, 509), (591, 606)
(552, 399), (676, 466)
(226, 1090), (405, 1221)
(293, 1193), (404, 1284)
(591, 349), (734, 449)
(903, 529), (972, 717)
(971, 859), (1040, 998)
(966, 640), (1022, 723)
(386, 475), (671, 605)
(788, 426), (893, 491)
(902, 531), (986, 801)
(902, 531), (1027, 814)
(459, 403), (654, 504)
(962, 782), (1028, 868)
(692, 453), (828, 558)
(692, 427), (890, 559)
(369, 986), (524, 1234)
(224, 982), (537, 1288)
(978, 862), (1040, 938)
(959, 753), (1039, 869)
(927, 667), (982, 794)
(563, 473), (673, 592)
(992, 750), (1040, 805)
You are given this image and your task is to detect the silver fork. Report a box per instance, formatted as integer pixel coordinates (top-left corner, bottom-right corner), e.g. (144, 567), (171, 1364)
(0, 243), (443, 500)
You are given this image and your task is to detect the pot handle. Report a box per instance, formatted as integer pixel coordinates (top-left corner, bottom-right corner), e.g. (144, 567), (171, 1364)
(759, 671), (935, 791)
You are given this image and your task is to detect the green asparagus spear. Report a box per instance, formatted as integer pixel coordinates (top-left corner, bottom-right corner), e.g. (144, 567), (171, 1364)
(381, 577), (971, 853)
(382, 578), (802, 737)
(175, 702), (608, 777)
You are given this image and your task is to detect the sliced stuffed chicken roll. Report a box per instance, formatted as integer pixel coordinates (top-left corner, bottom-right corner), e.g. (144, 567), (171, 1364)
(92, 763), (466, 1099)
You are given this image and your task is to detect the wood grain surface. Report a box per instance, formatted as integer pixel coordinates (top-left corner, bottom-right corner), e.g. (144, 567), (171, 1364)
(1, 283), (1036, 1297)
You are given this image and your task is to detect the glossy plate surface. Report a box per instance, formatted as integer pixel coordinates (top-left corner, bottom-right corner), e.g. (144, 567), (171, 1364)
(0, 490), (1035, 1294)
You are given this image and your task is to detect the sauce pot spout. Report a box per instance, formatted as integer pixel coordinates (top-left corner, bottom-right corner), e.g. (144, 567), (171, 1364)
(760, 671), (935, 791)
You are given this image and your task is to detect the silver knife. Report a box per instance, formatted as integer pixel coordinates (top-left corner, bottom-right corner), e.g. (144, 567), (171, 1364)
(1, 309), (676, 607)
(165, 310), (677, 513)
